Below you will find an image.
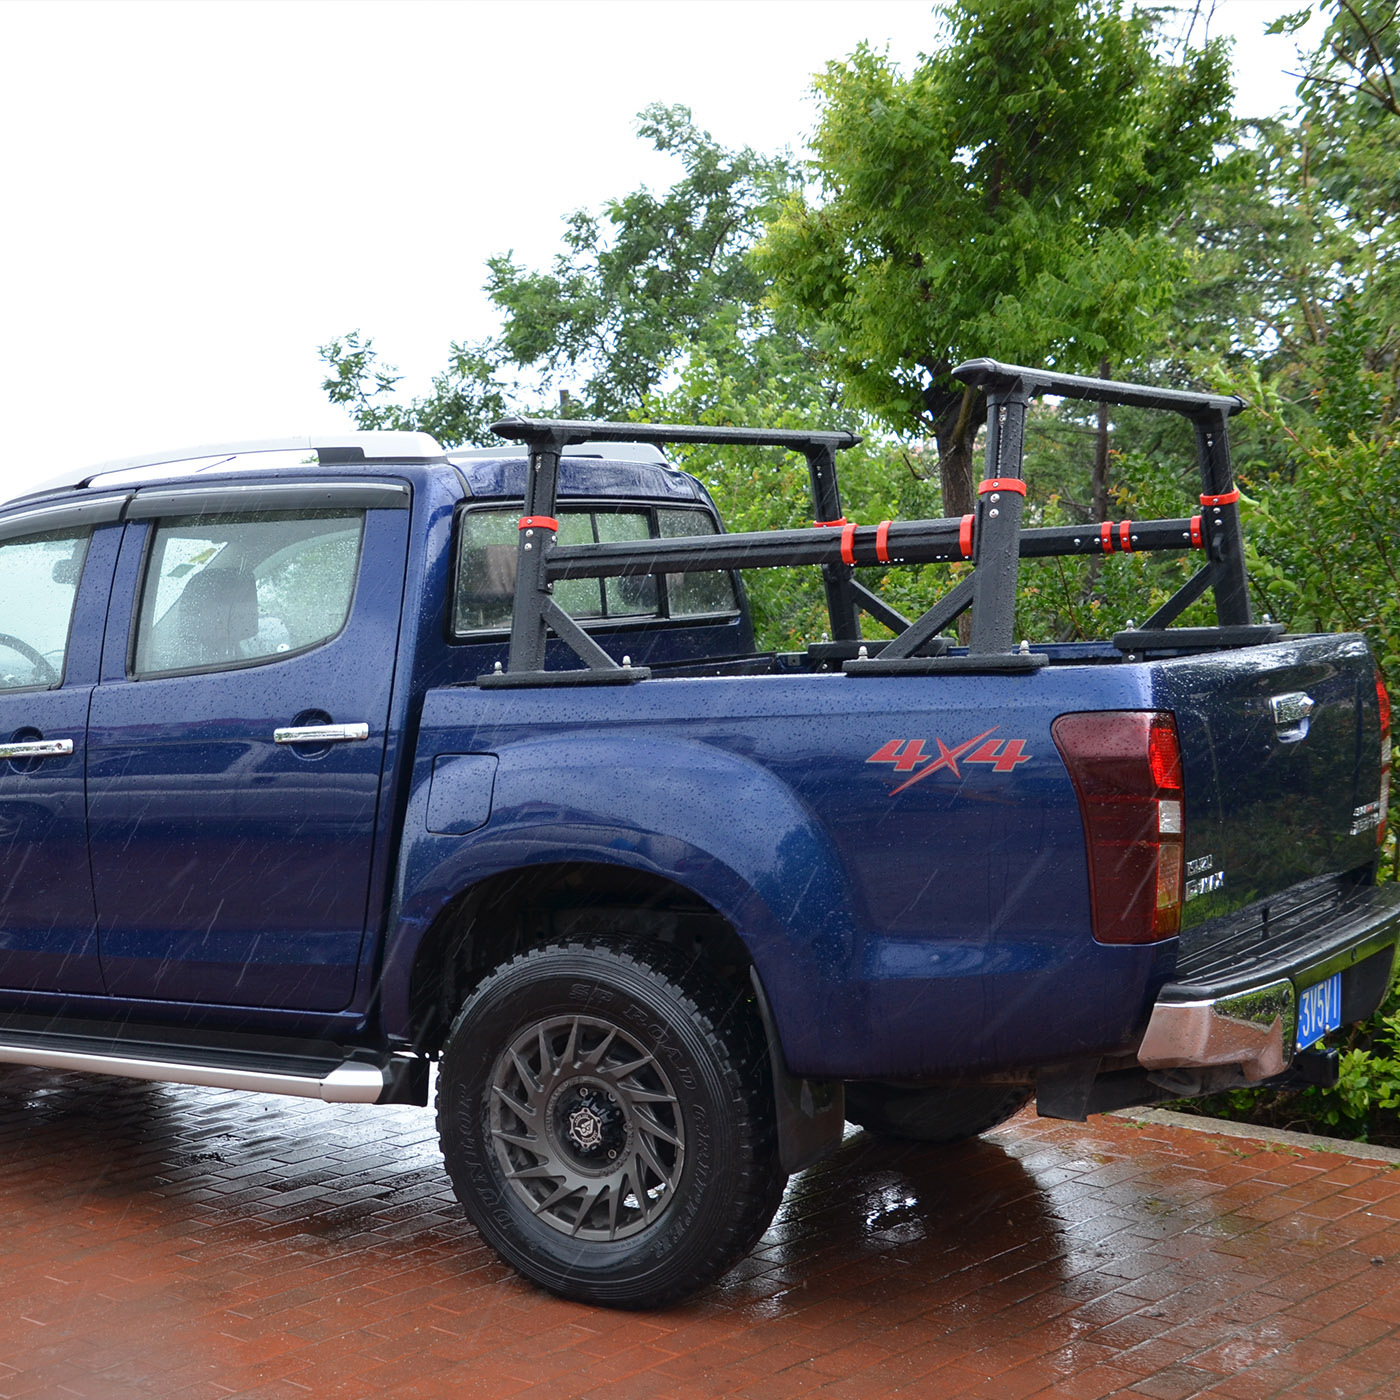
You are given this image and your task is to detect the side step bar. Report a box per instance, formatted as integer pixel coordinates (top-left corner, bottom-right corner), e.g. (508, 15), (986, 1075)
(0, 1036), (407, 1104)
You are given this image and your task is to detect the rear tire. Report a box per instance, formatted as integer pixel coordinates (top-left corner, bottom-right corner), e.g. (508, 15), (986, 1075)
(437, 937), (786, 1308)
(844, 1082), (1032, 1144)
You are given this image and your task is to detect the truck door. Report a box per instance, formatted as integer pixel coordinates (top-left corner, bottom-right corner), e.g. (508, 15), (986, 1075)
(0, 506), (122, 995)
(86, 481), (410, 1011)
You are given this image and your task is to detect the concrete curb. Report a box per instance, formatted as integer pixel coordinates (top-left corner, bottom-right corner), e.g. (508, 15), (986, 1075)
(1111, 1104), (1400, 1165)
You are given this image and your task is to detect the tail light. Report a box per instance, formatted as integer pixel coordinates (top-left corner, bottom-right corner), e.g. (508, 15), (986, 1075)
(1052, 711), (1185, 944)
(1379, 669), (1391, 847)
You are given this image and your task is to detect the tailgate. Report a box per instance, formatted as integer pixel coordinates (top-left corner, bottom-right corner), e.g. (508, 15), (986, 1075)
(1154, 634), (1384, 938)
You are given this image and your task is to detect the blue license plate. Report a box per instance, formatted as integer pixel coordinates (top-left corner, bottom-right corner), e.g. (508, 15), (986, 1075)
(1297, 972), (1343, 1050)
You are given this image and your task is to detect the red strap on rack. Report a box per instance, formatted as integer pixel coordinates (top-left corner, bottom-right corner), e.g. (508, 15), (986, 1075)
(1101, 521), (1115, 554)
(840, 522), (857, 565)
(1190, 515), (1203, 549)
(978, 478), (1027, 496)
(812, 517), (848, 528)
(875, 520), (892, 563)
(1200, 489), (1240, 508)
(959, 514), (975, 558)
(1119, 521), (1133, 553)
(518, 516), (559, 531)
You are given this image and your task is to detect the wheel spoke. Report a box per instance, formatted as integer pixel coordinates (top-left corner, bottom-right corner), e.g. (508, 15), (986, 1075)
(537, 1024), (557, 1078)
(491, 1082), (534, 1123)
(634, 1135), (678, 1194)
(532, 1179), (582, 1216)
(560, 1016), (580, 1072)
(493, 1127), (542, 1153)
(569, 1184), (606, 1237)
(601, 1052), (654, 1081)
(617, 1084), (678, 1107)
(631, 1151), (660, 1222)
(504, 1163), (557, 1183)
(632, 1105), (682, 1149)
(510, 1046), (543, 1097)
(578, 1025), (618, 1070)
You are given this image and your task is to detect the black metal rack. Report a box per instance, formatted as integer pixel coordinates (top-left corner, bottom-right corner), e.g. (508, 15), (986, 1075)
(478, 359), (1266, 687)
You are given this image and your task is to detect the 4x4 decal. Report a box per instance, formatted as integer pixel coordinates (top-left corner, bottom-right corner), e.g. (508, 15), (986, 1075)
(867, 727), (1031, 794)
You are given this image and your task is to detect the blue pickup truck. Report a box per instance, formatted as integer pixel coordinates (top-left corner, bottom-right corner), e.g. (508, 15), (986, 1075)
(0, 361), (1395, 1307)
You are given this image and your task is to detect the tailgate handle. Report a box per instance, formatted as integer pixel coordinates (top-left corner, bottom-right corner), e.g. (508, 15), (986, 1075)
(1271, 691), (1314, 735)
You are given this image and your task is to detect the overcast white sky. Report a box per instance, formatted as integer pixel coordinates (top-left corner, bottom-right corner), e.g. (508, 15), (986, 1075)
(0, 0), (1325, 502)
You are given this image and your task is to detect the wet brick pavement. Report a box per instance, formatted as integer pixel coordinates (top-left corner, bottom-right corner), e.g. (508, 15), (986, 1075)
(3, 1067), (1400, 1398)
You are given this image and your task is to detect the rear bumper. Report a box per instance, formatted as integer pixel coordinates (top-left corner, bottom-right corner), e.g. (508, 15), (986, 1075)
(1137, 883), (1400, 1081)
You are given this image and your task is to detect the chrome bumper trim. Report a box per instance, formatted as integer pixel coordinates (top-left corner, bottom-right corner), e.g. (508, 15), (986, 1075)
(0, 1042), (386, 1103)
(1137, 978), (1296, 1082)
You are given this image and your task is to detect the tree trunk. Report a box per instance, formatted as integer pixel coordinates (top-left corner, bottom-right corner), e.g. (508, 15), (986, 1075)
(932, 386), (984, 642)
(932, 386), (982, 521)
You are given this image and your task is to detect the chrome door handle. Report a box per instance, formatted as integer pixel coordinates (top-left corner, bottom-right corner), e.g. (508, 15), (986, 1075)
(0, 739), (74, 759)
(274, 723), (370, 745)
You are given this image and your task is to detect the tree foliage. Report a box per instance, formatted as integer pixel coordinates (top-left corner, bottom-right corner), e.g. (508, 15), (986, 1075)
(756, 0), (1232, 516)
(483, 104), (806, 418)
(319, 331), (515, 448)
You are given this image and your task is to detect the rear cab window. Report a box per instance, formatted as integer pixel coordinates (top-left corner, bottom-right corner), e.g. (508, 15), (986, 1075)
(452, 504), (738, 637)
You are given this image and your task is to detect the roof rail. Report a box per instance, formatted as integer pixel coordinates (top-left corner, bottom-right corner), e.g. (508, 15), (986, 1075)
(20, 431), (445, 500)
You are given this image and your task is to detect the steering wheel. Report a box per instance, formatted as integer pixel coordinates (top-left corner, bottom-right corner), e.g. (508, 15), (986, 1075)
(0, 633), (58, 686)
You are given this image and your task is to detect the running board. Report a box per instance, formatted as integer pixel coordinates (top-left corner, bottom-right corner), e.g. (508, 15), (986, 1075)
(0, 1034), (399, 1104)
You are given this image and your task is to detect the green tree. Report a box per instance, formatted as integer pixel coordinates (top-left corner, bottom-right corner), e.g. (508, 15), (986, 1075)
(319, 331), (516, 448)
(488, 103), (809, 420)
(757, 0), (1233, 518)
(319, 104), (820, 445)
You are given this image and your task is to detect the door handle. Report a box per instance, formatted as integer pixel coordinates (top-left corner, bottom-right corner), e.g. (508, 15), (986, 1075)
(0, 739), (75, 760)
(274, 723), (370, 745)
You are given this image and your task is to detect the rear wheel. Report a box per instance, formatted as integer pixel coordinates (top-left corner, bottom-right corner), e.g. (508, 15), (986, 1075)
(844, 1082), (1032, 1144)
(437, 938), (786, 1308)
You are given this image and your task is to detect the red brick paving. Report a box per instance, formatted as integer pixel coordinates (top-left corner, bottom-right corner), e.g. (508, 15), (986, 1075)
(2, 1070), (1399, 1398)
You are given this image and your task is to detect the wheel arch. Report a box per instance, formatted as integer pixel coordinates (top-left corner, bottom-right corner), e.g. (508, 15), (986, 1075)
(401, 859), (757, 1055)
(391, 855), (848, 1174)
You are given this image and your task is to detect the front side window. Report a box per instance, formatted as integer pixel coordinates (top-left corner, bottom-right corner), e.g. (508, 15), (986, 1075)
(0, 527), (90, 690)
(133, 510), (363, 677)
(453, 505), (736, 636)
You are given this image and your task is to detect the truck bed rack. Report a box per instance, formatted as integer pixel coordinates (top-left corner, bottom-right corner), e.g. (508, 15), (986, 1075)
(481, 360), (1254, 685)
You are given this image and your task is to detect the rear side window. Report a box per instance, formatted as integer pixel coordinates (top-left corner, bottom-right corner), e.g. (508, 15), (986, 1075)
(133, 511), (363, 677)
(0, 527), (90, 690)
(453, 505), (737, 636)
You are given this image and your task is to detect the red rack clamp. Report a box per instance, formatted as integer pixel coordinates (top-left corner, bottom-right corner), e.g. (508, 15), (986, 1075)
(1199, 489), (1240, 509)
